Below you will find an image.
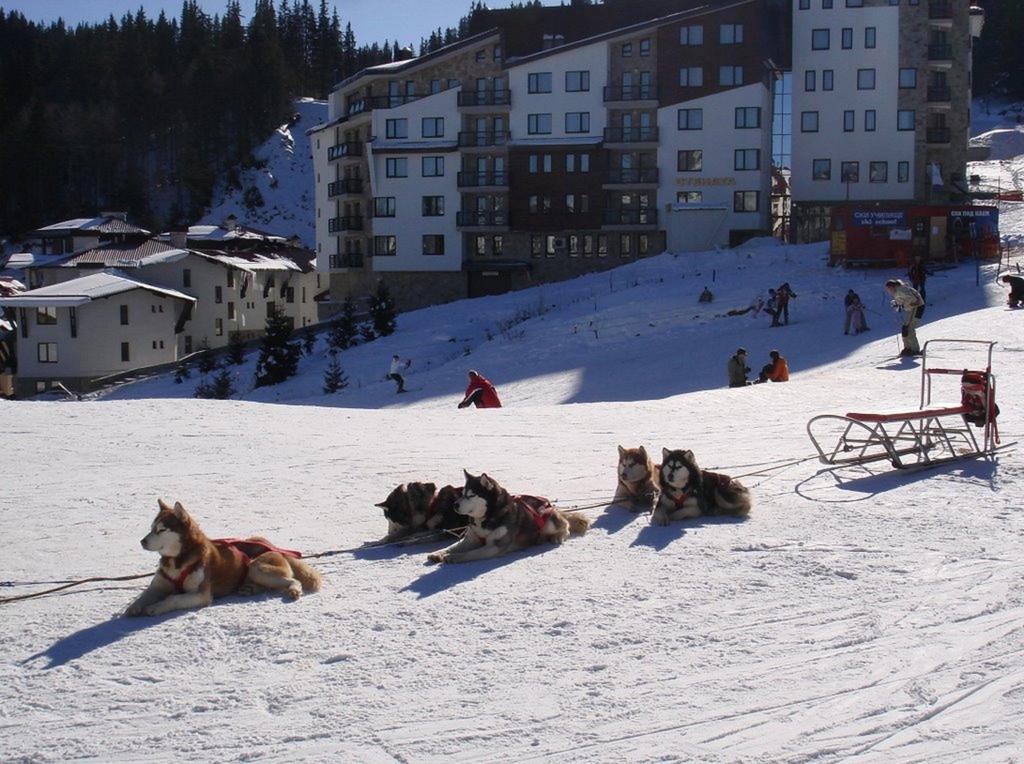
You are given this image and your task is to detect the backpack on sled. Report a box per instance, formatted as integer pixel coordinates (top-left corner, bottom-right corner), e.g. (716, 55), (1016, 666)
(961, 370), (998, 428)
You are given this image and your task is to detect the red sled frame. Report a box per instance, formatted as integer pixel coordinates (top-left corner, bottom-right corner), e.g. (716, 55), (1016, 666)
(807, 339), (1000, 470)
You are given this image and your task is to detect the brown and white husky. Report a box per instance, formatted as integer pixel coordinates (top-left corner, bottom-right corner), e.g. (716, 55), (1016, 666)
(652, 448), (752, 525)
(613, 445), (659, 511)
(124, 499), (322, 617)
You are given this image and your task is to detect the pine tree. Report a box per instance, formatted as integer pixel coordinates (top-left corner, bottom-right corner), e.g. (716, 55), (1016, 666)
(194, 367), (235, 399)
(197, 348), (218, 374)
(226, 331), (246, 365)
(301, 325), (317, 355)
(327, 295), (358, 351)
(254, 305), (301, 387)
(322, 352), (348, 393)
(369, 281), (397, 337)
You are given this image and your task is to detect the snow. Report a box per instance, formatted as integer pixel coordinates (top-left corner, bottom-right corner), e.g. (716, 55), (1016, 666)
(3, 238), (1023, 761)
(970, 104), (1024, 249)
(970, 126), (1024, 162)
(0, 270), (196, 308)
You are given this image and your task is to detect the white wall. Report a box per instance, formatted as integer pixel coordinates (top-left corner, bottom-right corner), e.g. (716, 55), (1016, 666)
(791, 3), (913, 202)
(311, 123), (335, 273)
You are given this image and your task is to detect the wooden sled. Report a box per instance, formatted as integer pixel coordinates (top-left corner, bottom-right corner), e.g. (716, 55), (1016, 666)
(807, 339), (1002, 470)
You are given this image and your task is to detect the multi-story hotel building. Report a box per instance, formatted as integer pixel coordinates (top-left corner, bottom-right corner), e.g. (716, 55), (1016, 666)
(311, 0), (781, 310)
(790, 0), (985, 241)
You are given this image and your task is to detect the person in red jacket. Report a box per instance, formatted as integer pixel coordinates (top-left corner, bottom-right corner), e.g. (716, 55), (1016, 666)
(458, 370), (502, 408)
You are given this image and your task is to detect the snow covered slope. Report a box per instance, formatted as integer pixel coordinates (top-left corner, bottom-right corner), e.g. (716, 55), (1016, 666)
(198, 97), (327, 247)
(2, 242), (1023, 761)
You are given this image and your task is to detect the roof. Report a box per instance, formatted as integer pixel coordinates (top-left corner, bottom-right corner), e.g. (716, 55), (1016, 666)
(157, 224), (287, 244)
(31, 216), (150, 237)
(0, 276), (26, 298)
(46, 239), (189, 269)
(192, 248), (316, 274)
(0, 270), (196, 308)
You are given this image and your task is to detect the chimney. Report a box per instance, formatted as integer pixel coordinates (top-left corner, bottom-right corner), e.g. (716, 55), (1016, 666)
(100, 211), (128, 222)
(169, 227), (189, 249)
(223, 214), (238, 232)
(397, 45), (416, 62)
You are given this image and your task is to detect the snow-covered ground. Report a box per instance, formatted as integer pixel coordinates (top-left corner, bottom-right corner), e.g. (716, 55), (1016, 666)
(3, 242), (1023, 761)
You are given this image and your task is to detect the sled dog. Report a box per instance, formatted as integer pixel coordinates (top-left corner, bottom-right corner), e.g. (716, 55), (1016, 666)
(652, 448), (752, 525)
(613, 445), (659, 511)
(426, 471), (590, 564)
(374, 482), (465, 542)
(124, 499), (322, 617)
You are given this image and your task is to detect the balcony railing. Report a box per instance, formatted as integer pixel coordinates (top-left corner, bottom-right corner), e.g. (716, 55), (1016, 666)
(328, 216), (364, 233)
(603, 209), (658, 226)
(457, 171), (509, 187)
(328, 253), (364, 269)
(926, 127), (951, 144)
(328, 178), (364, 197)
(458, 131), (511, 148)
(457, 211), (509, 227)
(458, 90), (511, 107)
(603, 85), (656, 102)
(927, 44), (953, 61)
(345, 94), (422, 116)
(603, 126), (659, 143)
(327, 142), (363, 161)
(606, 167), (659, 184)
(928, 2), (953, 20)
(927, 85), (952, 102)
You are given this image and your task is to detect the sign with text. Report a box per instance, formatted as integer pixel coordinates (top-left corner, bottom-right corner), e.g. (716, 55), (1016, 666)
(851, 210), (906, 227)
(675, 177), (737, 186)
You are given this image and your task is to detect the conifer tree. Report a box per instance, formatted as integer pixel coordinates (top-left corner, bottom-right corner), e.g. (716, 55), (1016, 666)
(327, 295), (358, 351)
(254, 305), (301, 387)
(322, 352), (348, 393)
(226, 331), (246, 365)
(369, 281), (397, 337)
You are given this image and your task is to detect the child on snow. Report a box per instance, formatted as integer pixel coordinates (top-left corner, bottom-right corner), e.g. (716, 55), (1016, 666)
(844, 289), (869, 335)
(756, 350), (790, 383)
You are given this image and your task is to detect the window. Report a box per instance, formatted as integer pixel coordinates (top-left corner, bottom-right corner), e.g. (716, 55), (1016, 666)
(36, 306), (57, 325)
(597, 235), (608, 257)
(285, 286), (295, 305)
(678, 108), (703, 130)
(677, 191), (703, 204)
(805, 70), (816, 91)
(545, 235), (557, 257)
(565, 194), (576, 213)
(215, 285), (223, 304)
(720, 24), (743, 44)
(841, 161), (860, 182)
(678, 150), (703, 171)
(898, 110), (915, 130)
(822, 69), (834, 90)
(898, 161), (910, 182)
(69, 306), (77, 337)
(430, 79), (441, 94)
(474, 235), (487, 256)
(735, 106), (761, 128)
(679, 67), (703, 87)
(422, 196), (445, 216)
(865, 27), (876, 48)
(621, 42), (632, 57)
(842, 28), (853, 49)
(734, 149), (760, 171)
(582, 235), (594, 257)
(580, 153), (590, 172)
(493, 235), (503, 255)
(119, 305), (129, 325)
(620, 234), (632, 258)
(844, 110), (855, 131)
(734, 191), (759, 212)
(812, 29), (830, 50)
(493, 45), (502, 61)
(530, 235), (543, 258)
(385, 118), (408, 139)
(422, 117), (444, 138)
(865, 109), (877, 132)
(565, 112), (590, 133)
(528, 72), (552, 93)
(870, 161), (888, 183)
(374, 236), (397, 256)
(799, 0), (810, 8)
(720, 66), (743, 86)
(386, 157), (408, 177)
(422, 156), (444, 177)
(679, 25), (703, 45)
(639, 38), (651, 56)
(639, 235), (649, 255)
(568, 235), (580, 257)
(812, 158), (832, 180)
(183, 268), (191, 288)
(423, 235), (445, 256)
(214, 319), (222, 338)
(847, 0), (864, 6)
(228, 301), (236, 320)
(528, 113), (552, 134)
(857, 69), (876, 90)
(823, 0), (834, 7)
(475, 49), (485, 62)
(899, 68), (917, 88)
(543, 154), (553, 172)
(37, 342), (58, 363)
(565, 71), (589, 92)
(226, 269), (234, 289)
(565, 154), (576, 172)
(373, 197), (396, 217)
(529, 155), (539, 173)
(801, 111), (819, 132)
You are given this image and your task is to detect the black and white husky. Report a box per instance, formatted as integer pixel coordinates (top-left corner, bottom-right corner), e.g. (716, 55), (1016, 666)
(426, 471), (590, 564)
(652, 448), (752, 525)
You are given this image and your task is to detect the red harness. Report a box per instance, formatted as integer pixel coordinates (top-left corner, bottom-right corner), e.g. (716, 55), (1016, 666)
(158, 538), (302, 594)
(513, 495), (555, 532)
(666, 486), (696, 509)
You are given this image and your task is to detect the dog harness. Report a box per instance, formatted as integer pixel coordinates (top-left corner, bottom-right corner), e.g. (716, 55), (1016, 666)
(159, 539), (302, 594)
(665, 486), (697, 509)
(513, 495), (555, 532)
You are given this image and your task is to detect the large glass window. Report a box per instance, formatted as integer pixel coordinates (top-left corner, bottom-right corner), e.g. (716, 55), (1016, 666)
(679, 67), (703, 87)
(679, 25), (703, 45)
(677, 108), (703, 130)
(422, 156), (444, 177)
(527, 72), (552, 93)
(565, 112), (591, 133)
(812, 29), (830, 50)
(734, 149), (760, 171)
(421, 117), (444, 138)
(720, 24), (744, 44)
(677, 150), (703, 171)
(374, 235), (397, 256)
(735, 106), (761, 128)
(528, 113), (552, 134)
(373, 197), (396, 217)
(812, 158), (831, 180)
(385, 118), (408, 139)
(733, 191), (759, 212)
(385, 157), (407, 177)
(565, 71), (590, 92)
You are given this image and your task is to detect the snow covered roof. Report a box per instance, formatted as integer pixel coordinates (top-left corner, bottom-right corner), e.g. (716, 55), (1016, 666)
(0, 271), (196, 308)
(193, 248), (316, 274)
(157, 224), (287, 244)
(31, 216), (150, 237)
(2, 252), (58, 271)
(47, 240), (189, 269)
(0, 276), (26, 298)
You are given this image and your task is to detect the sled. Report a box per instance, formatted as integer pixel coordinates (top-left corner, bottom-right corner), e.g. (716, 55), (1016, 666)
(807, 339), (1003, 470)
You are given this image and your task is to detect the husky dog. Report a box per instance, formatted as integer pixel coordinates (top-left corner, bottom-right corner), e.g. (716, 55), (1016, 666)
(614, 445), (659, 511)
(652, 448), (752, 525)
(124, 499), (322, 617)
(426, 470), (590, 564)
(374, 482), (465, 543)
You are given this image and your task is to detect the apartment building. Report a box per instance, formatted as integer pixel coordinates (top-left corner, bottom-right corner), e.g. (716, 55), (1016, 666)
(790, 0), (984, 241)
(311, 0), (780, 309)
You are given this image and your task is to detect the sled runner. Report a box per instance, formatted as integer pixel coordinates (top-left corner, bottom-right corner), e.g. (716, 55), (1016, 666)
(807, 339), (1003, 470)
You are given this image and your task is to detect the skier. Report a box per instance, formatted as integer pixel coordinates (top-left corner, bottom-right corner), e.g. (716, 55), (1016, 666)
(843, 289), (869, 335)
(776, 282), (797, 325)
(765, 288), (781, 327)
(1001, 274), (1024, 308)
(727, 348), (751, 388)
(458, 370), (502, 408)
(756, 349), (790, 383)
(884, 279), (925, 356)
(698, 286), (714, 303)
(387, 354), (410, 393)
(907, 254), (928, 306)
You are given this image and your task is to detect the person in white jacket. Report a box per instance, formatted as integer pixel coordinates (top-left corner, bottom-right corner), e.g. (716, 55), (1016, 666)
(387, 354), (410, 393)
(884, 279), (925, 356)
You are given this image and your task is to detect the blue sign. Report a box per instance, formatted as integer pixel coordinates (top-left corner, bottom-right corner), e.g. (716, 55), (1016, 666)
(851, 210), (906, 227)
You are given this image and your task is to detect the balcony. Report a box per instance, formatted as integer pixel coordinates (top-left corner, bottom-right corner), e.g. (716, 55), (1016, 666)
(927, 85), (952, 104)
(458, 90), (512, 108)
(327, 216), (364, 233)
(603, 126), (659, 145)
(328, 253), (364, 269)
(345, 94), (422, 117)
(928, 2), (953, 21)
(457, 211), (509, 228)
(603, 85), (657, 103)
(605, 167), (659, 185)
(927, 44), (953, 63)
(926, 127), (951, 144)
(457, 171), (509, 188)
(327, 142), (364, 161)
(458, 131), (511, 148)
(328, 178), (364, 197)
(603, 209), (658, 226)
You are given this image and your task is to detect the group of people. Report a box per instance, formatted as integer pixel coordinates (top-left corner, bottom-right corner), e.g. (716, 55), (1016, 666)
(765, 283), (797, 327)
(387, 355), (502, 408)
(728, 348), (790, 387)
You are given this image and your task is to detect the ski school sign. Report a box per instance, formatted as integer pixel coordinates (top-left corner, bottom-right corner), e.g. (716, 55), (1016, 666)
(850, 210), (906, 227)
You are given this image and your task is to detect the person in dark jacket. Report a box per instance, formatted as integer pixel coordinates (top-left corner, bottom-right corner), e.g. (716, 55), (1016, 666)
(908, 254), (928, 305)
(776, 282), (797, 325)
(765, 289), (781, 327)
(1001, 274), (1024, 308)
(458, 370), (502, 408)
(843, 289), (869, 334)
(727, 348), (751, 388)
